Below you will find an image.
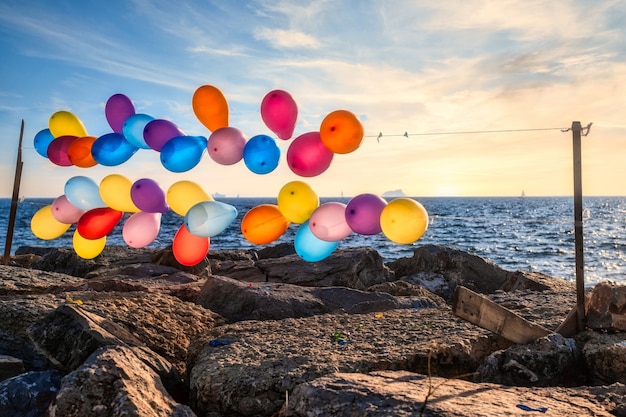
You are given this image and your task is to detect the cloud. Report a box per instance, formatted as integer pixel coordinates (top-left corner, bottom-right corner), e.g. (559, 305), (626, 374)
(254, 27), (320, 49)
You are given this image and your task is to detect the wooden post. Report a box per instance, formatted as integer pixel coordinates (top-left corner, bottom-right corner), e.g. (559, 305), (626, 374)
(572, 121), (585, 332)
(3, 120), (24, 264)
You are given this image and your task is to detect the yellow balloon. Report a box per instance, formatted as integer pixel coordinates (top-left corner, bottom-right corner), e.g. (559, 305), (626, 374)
(73, 230), (106, 259)
(31, 205), (71, 240)
(277, 181), (319, 224)
(380, 198), (429, 244)
(49, 110), (88, 138)
(99, 174), (139, 212)
(166, 181), (212, 216)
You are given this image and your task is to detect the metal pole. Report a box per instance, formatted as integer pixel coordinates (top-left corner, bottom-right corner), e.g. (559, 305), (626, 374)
(3, 120), (24, 264)
(572, 121), (585, 332)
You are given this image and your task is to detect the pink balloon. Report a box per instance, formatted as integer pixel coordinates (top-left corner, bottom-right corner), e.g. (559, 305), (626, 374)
(309, 202), (352, 242)
(123, 212), (162, 248)
(47, 135), (77, 166)
(345, 194), (388, 235)
(105, 94), (136, 133)
(131, 178), (169, 213)
(143, 119), (185, 151)
(207, 127), (246, 165)
(51, 194), (85, 224)
(261, 90), (298, 140)
(286, 132), (334, 177)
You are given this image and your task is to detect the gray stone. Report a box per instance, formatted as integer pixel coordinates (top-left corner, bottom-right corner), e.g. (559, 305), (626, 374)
(0, 370), (64, 417)
(578, 330), (626, 385)
(0, 355), (25, 382)
(586, 282), (626, 331)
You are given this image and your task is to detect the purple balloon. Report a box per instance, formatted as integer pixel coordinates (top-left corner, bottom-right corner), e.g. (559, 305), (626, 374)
(130, 178), (169, 213)
(105, 94), (136, 133)
(345, 193), (387, 235)
(143, 119), (185, 151)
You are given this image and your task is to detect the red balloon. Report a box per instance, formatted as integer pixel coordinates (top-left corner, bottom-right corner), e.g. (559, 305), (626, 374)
(260, 90), (298, 140)
(76, 207), (123, 240)
(286, 132), (334, 177)
(172, 224), (210, 266)
(47, 135), (77, 166)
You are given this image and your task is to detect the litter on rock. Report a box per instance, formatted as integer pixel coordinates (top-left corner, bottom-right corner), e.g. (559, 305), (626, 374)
(209, 339), (231, 347)
(516, 404), (548, 413)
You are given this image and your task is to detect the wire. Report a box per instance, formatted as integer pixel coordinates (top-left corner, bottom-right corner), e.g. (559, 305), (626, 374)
(367, 126), (570, 140)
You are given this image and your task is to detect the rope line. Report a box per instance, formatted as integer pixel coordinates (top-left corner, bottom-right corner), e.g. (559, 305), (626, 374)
(367, 126), (570, 140)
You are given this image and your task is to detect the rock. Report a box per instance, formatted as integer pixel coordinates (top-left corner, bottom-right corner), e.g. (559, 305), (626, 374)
(52, 345), (196, 417)
(0, 370), (64, 417)
(151, 247), (212, 277)
(188, 308), (507, 417)
(206, 250), (266, 282)
(476, 333), (585, 387)
(256, 242), (296, 259)
(283, 370), (617, 417)
(0, 355), (25, 382)
(257, 247), (391, 289)
(195, 275), (440, 322)
(367, 280), (446, 305)
(578, 330), (626, 385)
(0, 264), (84, 295)
(387, 244), (510, 301)
(499, 270), (577, 292)
(586, 282), (626, 331)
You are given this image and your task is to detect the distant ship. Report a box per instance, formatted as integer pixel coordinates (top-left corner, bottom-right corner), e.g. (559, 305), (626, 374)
(213, 192), (226, 199)
(520, 190), (526, 198)
(382, 189), (407, 197)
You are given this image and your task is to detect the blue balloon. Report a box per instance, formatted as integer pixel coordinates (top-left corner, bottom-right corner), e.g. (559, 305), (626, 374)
(294, 221), (339, 262)
(160, 135), (207, 172)
(92, 133), (139, 166)
(122, 113), (154, 149)
(33, 129), (55, 158)
(243, 134), (281, 174)
(64, 176), (105, 211)
(184, 200), (238, 238)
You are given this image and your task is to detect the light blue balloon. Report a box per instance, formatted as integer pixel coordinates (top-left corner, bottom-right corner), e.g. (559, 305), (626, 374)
(160, 135), (207, 172)
(64, 176), (105, 211)
(243, 134), (281, 174)
(92, 133), (139, 166)
(122, 113), (154, 149)
(33, 129), (55, 158)
(294, 221), (339, 262)
(184, 200), (238, 238)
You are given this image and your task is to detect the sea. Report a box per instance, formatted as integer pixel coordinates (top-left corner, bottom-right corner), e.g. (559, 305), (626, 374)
(1, 196), (625, 287)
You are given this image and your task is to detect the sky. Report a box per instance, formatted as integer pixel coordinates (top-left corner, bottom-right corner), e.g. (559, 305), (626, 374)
(1, 0), (625, 199)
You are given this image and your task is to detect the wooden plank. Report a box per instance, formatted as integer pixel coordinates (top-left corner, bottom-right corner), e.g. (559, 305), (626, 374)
(452, 286), (551, 345)
(555, 306), (579, 337)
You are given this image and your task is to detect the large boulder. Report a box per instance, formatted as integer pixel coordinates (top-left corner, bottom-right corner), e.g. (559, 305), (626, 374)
(52, 345), (196, 417)
(0, 264), (84, 295)
(387, 245), (510, 300)
(0, 370), (64, 417)
(578, 330), (626, 385)
(586, 282), (626, 331)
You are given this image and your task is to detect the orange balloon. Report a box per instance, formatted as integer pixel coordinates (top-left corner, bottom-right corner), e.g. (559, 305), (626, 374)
(192, 85), (229, 132)
(241, 204), (290, 245)
(319, 110), (364, 154)
(172, 224), (210, 266)
(67, 136), (98, 168)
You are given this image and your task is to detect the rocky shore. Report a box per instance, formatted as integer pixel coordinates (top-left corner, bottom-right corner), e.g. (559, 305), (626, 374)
(1, 244), (625, 416)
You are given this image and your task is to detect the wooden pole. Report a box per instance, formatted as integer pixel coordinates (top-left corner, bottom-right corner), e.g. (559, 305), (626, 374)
(572, 121), (585, 332)
(3, 120), (25, 264)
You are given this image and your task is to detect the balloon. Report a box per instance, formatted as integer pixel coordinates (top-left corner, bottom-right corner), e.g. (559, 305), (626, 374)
(99, 174), (139, 212)
(380, 198), (429, 244)
(49, 110), (88, 138)
(166, 181), (212, 216)
(30, 205), (71, 240)
(184, 200), (237, 238)
(73, 230), (106, 259)
(241, 204), (290, 244)
(294, 221), (339, 262)
(105, 93), (135, 133)
(286, 132), (333, 177)
(277, 181), (319, 224)
(320, 110), (364, 154)
(143, 119), (185, 151)
(33, 129), (55, 157)
(207, 127), (246, 165)
(76, 207), (123, 240)
(160, 135), (207, 172)
(67, 136), (98, 168)
(345, 193), (387, 235)
(65, 176), (106, 210)
(131, 178), (169, 213)
(260, 90), (298, 140)
(51, 195), (85, 224)
(172, 224), (210, 266)
(47, 135), (77, 166)
(122, 211), (162, 248)
(192, 85), (229, 132)
(122, 113), (154, 149)
(309, 202), (352, 242)
(91, 133), (139, 166)
(243, 134), (280, 174)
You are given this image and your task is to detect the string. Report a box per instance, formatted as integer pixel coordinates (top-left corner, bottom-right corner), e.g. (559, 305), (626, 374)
(367, 126), (571, 141)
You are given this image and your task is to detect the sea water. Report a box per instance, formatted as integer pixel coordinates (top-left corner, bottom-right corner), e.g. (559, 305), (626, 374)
(1, 196), (625, 287)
